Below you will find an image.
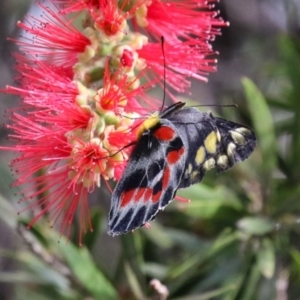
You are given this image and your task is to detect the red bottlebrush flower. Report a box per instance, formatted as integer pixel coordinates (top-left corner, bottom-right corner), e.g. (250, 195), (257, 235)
(92, 1), (126, 37)
(132, 0), (228, 92)
(137, 40), (217, 93)
(134, 0), (227, 41)
(56, 0), (142, 16)
(54, 0), (100, 14)
(1, 54), (151, 243)
(120, 49), (134, 67)
(1, 0), (226, 242)
(15, 3), (91, 67)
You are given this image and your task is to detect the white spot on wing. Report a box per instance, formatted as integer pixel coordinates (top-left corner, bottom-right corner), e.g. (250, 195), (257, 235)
(235, 127), (251, 135)
(230, 130), (246, 145)
(227, 143), (236, 158)
(217, 155), (228, 168)
(203, 158), (215, 170)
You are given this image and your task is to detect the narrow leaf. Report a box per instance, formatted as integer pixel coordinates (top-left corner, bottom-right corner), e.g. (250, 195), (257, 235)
(257, 238), (275, 278)
(57, 239), (119, 300)
(242, 77), (276, 185)
(237, 217), (274, 236)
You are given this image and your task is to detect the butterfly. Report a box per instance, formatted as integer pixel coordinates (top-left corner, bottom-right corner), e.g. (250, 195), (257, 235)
(108, 101), (256, 236)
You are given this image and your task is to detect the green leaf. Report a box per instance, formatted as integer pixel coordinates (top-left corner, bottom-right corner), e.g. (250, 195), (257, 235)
(142, 222), (174, 249)
(257, 238), (275, 278)
(237, 217), (274, 236)
(162, 228), (205, 251)
(143, 263), (168, 279)
(278, 36), (300, 179)
(172, 284), (236, 300)
(167, 230), (239, 296)
(57, 238), (119, 300)
(242, 78), (276, 184)
(0, 250), (70, 290)
(167, 229), (238, 281)
(124, 262), (146, 300)
(178, 184), (242, 219)
(240, 260), (261, 300)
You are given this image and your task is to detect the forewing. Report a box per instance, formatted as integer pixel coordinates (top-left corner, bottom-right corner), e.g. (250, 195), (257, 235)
(108, 121), (186, 236)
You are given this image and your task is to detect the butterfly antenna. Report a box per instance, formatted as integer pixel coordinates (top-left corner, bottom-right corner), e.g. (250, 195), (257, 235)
(160, 36), (166, 112)
(194, 104), (238, 108)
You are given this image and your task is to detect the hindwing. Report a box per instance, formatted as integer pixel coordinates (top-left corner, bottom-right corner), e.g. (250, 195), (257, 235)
(214, 117), (256, 172)
(108, 120), (186, 236)
(167, 106), (256, 188)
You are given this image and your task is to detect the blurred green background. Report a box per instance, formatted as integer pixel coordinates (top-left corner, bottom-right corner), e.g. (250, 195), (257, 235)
(1, 1), (300, 299)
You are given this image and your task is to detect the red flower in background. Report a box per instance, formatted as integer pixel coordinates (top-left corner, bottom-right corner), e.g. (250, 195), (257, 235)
(0, 0), (227, 243)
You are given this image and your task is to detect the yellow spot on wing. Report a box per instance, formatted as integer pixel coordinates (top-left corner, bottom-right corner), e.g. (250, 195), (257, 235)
(204, 131), (217, 154)
(185, 163), (193, 177)
(195, 146), (205, 165)
(137, 112), (160, 138)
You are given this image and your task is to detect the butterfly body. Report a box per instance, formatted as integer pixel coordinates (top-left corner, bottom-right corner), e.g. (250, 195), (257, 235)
(108, 102), (256, 236)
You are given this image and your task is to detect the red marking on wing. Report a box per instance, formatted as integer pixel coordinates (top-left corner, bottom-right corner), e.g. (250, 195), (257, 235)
(144, 188), (153, 203)
(154, 126), (175, 141)
(135, 188), (145, 201)
(120, 189), (135, 207)
(162, 166), (170, 190)
(167, 147), (185, 164)
(152, 190), (162, 203)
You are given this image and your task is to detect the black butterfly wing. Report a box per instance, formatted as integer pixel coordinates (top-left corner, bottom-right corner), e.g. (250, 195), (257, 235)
(108, 120), (187, 236)
(108, 104), (256, 235)
(213, 117), (257, 173)
(166, 107), (256, 188)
